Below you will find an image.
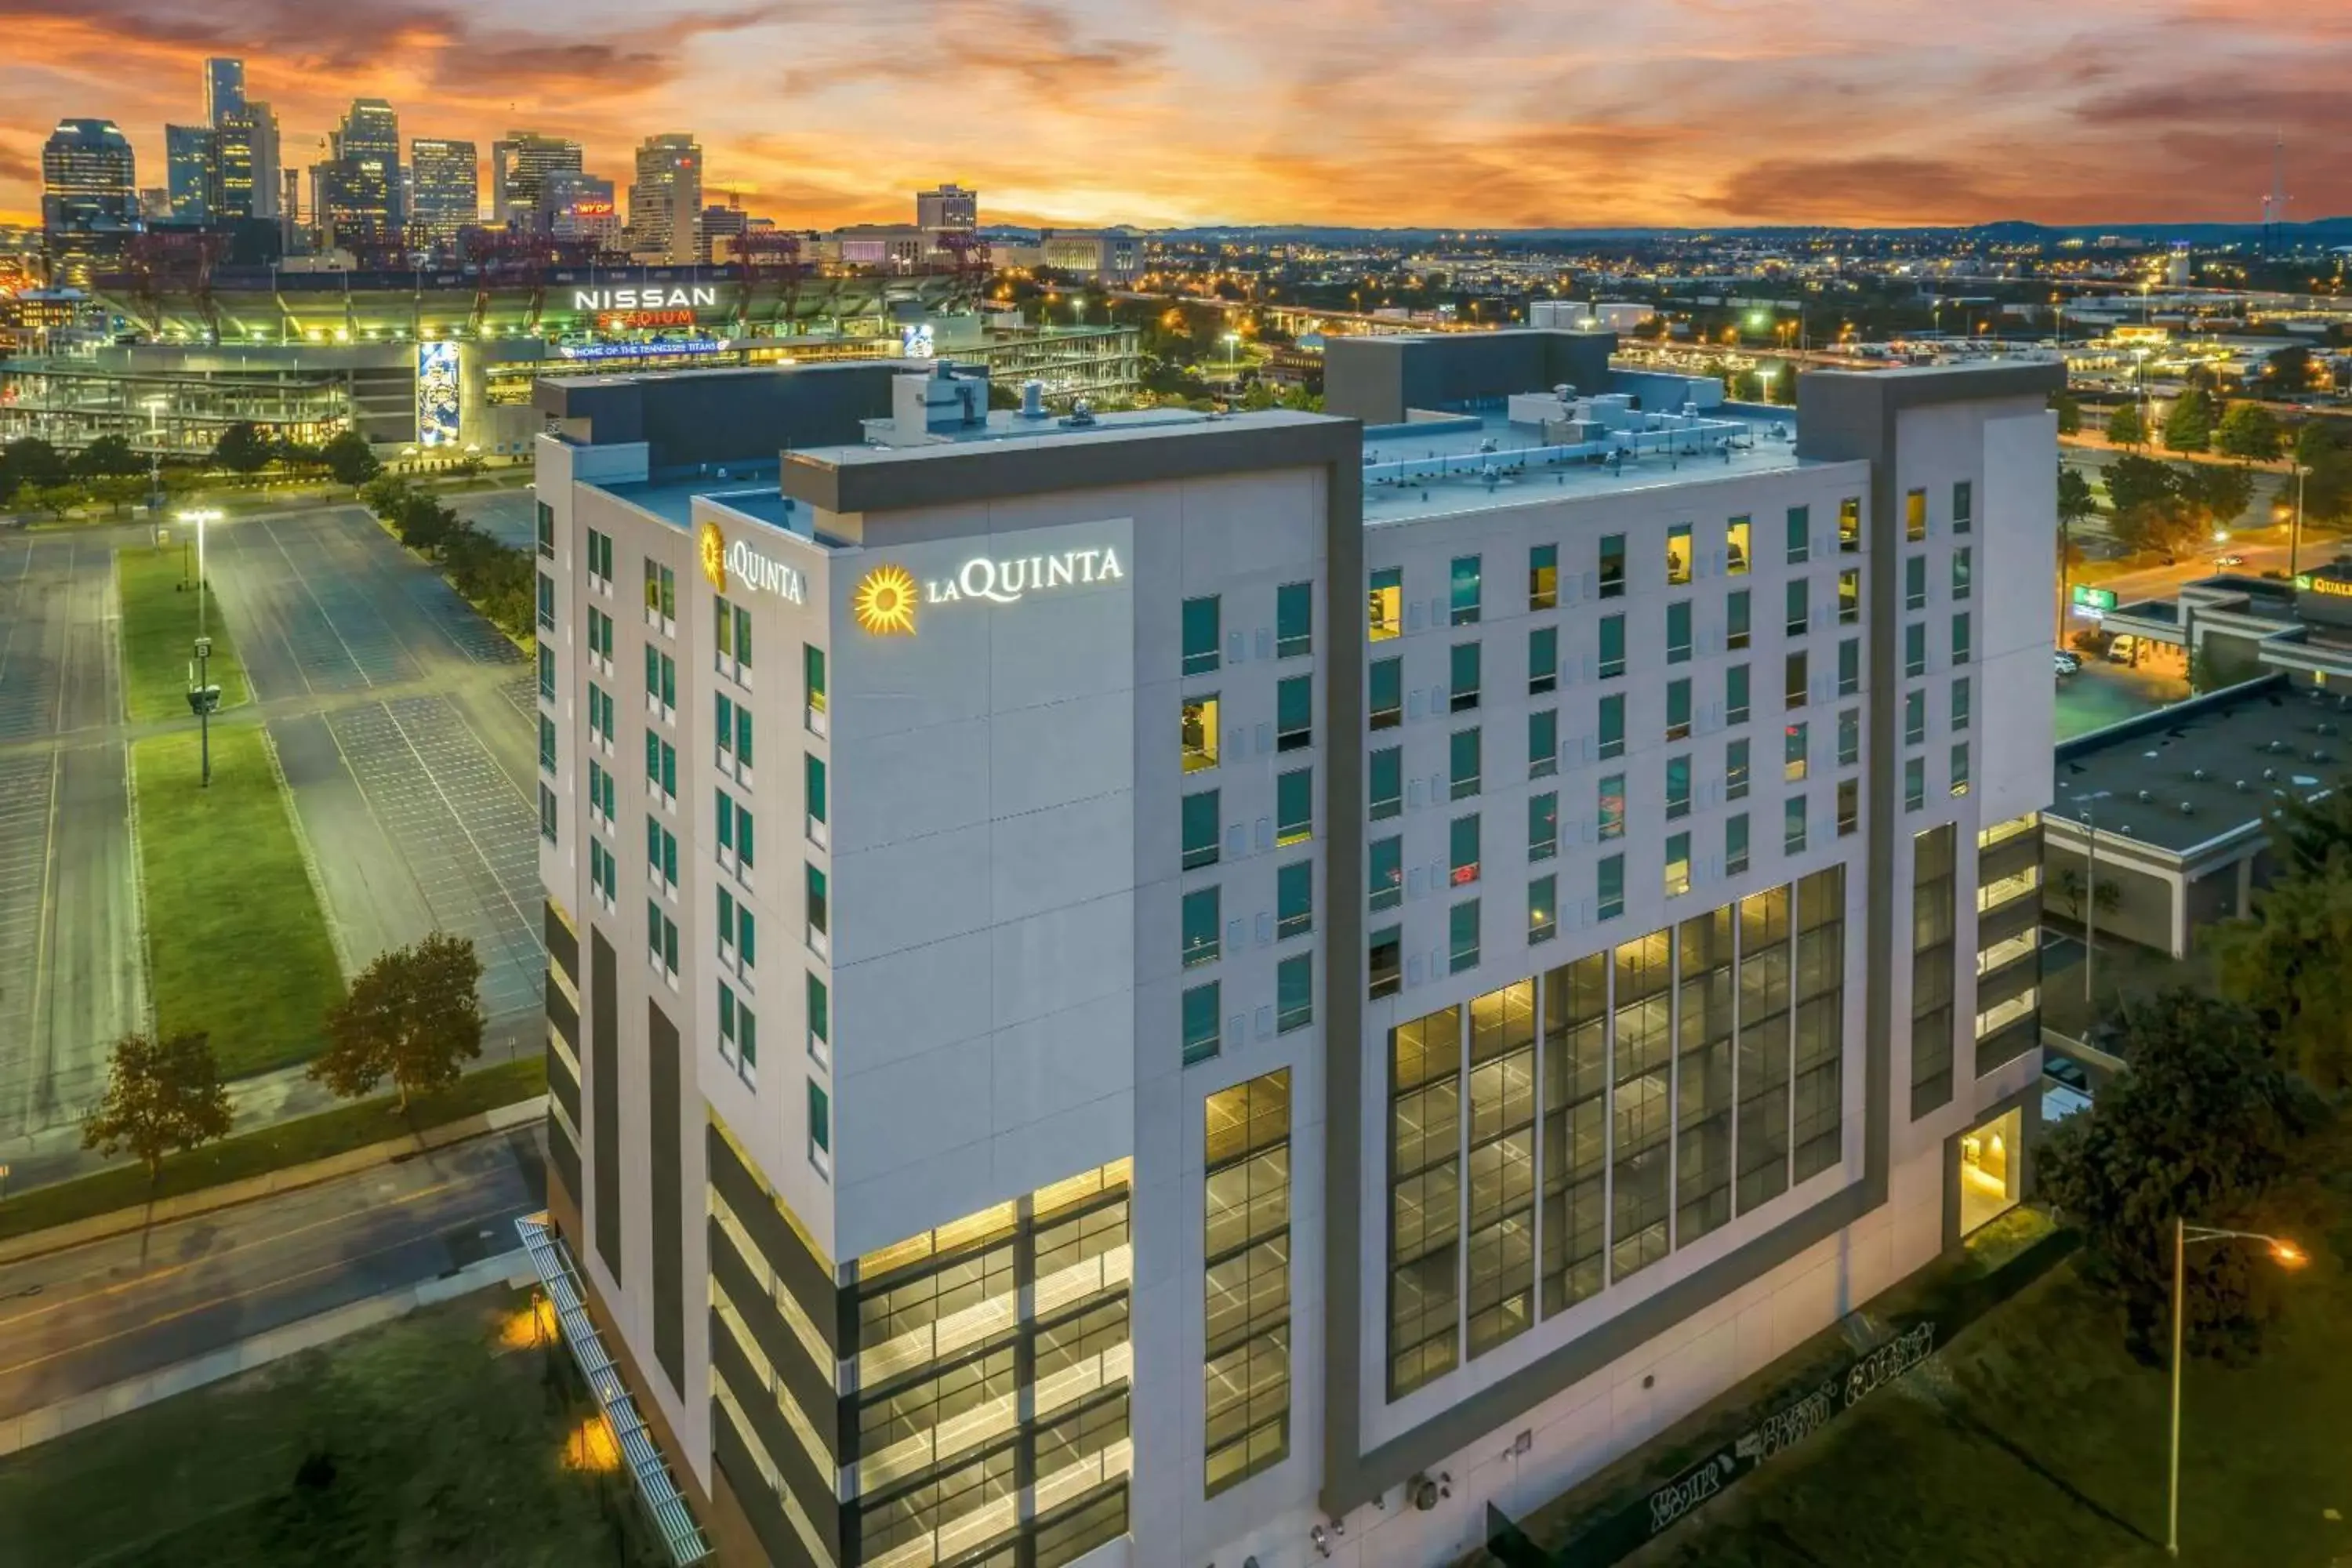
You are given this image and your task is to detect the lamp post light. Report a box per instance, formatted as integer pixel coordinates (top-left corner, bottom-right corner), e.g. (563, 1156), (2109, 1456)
(177, 508), (223, 787)
(2071, 788), (2113, 1004)
(2167, 1221), (2307, 1556)
(1221, 331), (1240, 374)
(2288, 460), (2310, 579)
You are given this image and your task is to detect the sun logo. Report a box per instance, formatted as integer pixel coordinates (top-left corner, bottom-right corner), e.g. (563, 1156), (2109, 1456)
(854, 564), (920, 637)
(697, 521), (726, 593)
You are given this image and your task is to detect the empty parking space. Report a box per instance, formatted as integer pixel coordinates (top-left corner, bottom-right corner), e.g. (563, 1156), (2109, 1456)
(455, 490), (537, 552)
(0, 751), (55, 1115)
(0, 538), (107, 744)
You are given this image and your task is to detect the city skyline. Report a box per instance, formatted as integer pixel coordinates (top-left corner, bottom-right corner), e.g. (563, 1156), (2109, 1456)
(0, 0), (2347, 233)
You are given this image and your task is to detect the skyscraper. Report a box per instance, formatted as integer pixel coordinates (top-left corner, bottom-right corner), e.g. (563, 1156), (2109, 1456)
(165, 124), (219, 223)
(205, 58), (245, 127)
(331, 99), (403, 230)
(492, 132), (583, 229)
(539, 170), (620, 249)
(42, 118), (137, 275)
(216, 101), (281, 220)
(916, 182), (978, 230)
(629, 132), (702, 264)
(410, 138), (481, 247)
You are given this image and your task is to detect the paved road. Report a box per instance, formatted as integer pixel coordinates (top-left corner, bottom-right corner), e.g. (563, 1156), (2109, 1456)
(0, 1125), (545, 1423)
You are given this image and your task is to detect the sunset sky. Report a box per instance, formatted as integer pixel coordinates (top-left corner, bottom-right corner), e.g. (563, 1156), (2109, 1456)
(2, 0), (2346, 231)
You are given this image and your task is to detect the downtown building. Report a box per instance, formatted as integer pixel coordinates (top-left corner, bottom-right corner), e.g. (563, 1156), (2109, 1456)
(632, 134), (705, 265)
(528, 332), (2060, 1568)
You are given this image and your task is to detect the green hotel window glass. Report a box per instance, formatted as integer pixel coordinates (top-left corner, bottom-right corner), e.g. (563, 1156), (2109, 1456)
(1181, 887), (1221, 969)
(1182, 789), (1221, 869)
(1182, 982), (1221, 1065)
(1182, 595), (1221, 676)
(1276, 581), (1312, 658)
(1450, 555), (1483, 626)
(1276, 861), (1312, 940)
(1276, 768), (1312, 846)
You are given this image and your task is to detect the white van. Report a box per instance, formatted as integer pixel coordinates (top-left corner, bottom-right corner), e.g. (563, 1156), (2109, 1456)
(2107, 634), (2137, 664)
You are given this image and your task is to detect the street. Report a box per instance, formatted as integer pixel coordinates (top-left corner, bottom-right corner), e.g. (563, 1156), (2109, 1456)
(0, 1124), (544, 1425)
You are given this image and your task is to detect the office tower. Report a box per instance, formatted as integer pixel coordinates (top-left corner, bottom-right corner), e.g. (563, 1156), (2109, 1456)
(280, 167), (302, 240)
(137, 187), (171, 222)
(493, 132), (583, 228)
(539, 171), (620, 248)
(697, 204), (747, 263)
(42, 118), (137, 275)
(214, 101), (279, 220)
(410, 138), (481, 247)
(916, 182), (978, 230)
(629, 133), (702, 264)
(526, 337), (2061, 1568)
(205, 57), (245, 126)
(165, 124), (219, 223)
(330, 99), (402, 230)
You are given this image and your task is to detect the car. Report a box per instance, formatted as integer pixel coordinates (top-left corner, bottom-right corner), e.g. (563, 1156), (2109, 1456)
(2216, 553), (2247, 568)
(2053, 650), (2082, 675)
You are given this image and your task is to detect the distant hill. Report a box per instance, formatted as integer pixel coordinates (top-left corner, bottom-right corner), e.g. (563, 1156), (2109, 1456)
(1144, 220), (2352, 245)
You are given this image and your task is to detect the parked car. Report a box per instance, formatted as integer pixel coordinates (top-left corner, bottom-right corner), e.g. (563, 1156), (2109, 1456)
(2053, 649), (2082, 673)
(2107, 634), (2138, 664)
(2215, 553), (2247, 568)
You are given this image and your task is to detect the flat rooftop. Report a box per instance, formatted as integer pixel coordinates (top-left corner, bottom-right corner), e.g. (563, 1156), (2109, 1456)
(2050, 675), (2349, 854)
(588, 462), (804, 532)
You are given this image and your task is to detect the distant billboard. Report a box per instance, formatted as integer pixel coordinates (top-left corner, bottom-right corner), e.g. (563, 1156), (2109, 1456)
(417, 340), (459, 447)
(900, 322), (936, 360)
(2070, 584), (2118, 613)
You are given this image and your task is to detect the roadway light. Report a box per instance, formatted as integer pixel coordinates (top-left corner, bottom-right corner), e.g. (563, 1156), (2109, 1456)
(2169, 1221), (2307, 1555)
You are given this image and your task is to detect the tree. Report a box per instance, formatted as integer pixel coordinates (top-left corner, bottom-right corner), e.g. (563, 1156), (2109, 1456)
(2163, 387), (2216, 453)
(89, 474), (150, 517)
(310, 932), (485, 1112)
(24, 483), (85, 520)
(393, 492), (456, 554)
(2178, 461), (2253, 532)
(2057, 466), (2097, 529)
(81, 1030), (234, 1183)
(2262, 343), (2314, 395)
(2104, 402), (2145, 449)
(2036, 989), (2321, 1363)
(2111, 499), (2207, 564)
(358, 474), (411, 517)
(2051, 390), (2082, 436)
(213, 421), (274, 474)
(70, 434), (143, 480)
(0, 436), (66, 503)
(321, 429), (382, 488)
(2211, 866), (2352, 1092)
(2050, 864), (2123, 925)
(2214, 402), (2283, 462)
(2104, 452), (2179, 515)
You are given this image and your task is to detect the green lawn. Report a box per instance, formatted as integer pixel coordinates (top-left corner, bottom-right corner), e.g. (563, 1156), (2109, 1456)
(132, 726), (343, 1076)
(1626, 1129), (2352, 1568)
(116, 544), (252, 724)
(0, 1056), (545, 1244)
(0, 1287), (668, 1567)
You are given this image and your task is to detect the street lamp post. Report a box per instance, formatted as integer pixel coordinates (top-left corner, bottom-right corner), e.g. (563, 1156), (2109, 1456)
(2168, 1221), (2306, 1556)
(2074, 789), (2113, 1004)
(178, 509), (222, 787)
(2288, 461), (2310, 579)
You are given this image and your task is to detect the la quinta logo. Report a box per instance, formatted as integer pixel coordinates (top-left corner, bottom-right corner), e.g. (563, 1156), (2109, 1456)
(853, 564), (920, 636)
(852, 546), (1125, 635)
(697, 521), (726, 592)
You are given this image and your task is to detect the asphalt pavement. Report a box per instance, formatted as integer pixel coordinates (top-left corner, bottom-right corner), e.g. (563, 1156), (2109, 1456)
(0, 1124), (545, 1424)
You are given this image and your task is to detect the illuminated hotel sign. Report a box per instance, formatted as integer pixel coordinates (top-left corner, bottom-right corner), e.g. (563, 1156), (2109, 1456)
(699, 520), (805, 604)
(854, 547), (1125, 635)
(2298, 575), (2352, 599)
(571, 285), (718, 311)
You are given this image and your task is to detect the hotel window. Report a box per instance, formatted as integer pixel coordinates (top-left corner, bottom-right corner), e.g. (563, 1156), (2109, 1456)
(1370, 748), (1403, 821)
(587, 606), (614, 665)
(1727, 663), (1751, 726)
(1450, 728), (1482, 800)
(1370, 657), (1403, 731)
(1837, 778), (1859, 836)
(1183, 789), (1221, 869)
(1784, 722), (1809, 782)
(1952, 480), (1973, 534)
(1276, 768), (1312, 846)
(715, 695), (754, 777)
(1838, 638), (1859, 698)
(805, 864), (828, 944)
(1529, 626), (1558, 695)
(1528, 876), (1557, 944)
(1726, 516), (1751, 576)
(586, 762), (613, 828)
(645, 731), (677, 804)
(1904, 757), (1926, 812)
(1370, 837), (1403, 911)
(647, 900), (678, 981)
(1276, 581), (1312, 659)
(1791, 867), (1846, 1180)
(1450, 899), (1480, 973)
(803, 644), (826, 733)
(1540, 953), (1607, 1312)
(714, 596), (752, 675)
(734, 603), (753, 671)
(1952, 677), (1971, 731)
(1667, 524), (1693, 586)
(1951, 742), (1971, 797)
(1276, 676), (1312, 752)
(1784, 794), (1808, 855)
(1597, 855), (1624, 921)
(1204, 1069), (1291, 1495)
(1368, 567), (1403, 641)
(1675, 908), (1737, 1243)
(1529, 792), (1559, 861)
(1667, 755), (1692, 821)
(808, 1080), (829, 1167)
(1450, 555), (1483, 626)
(539, 783), (558, 845)
(806, 975), (828, 1064)
(1277, 860), (1313, 940)
(1370, 929), (1402, 1000)
(1181, 887), (1221, 968)
(1838, 568), (1860, 625)
(1528, 709), (1559, 779)
(1726, 738), (1751, 801)
(1952, 547), (1973, 602)
(1464, 982), (1536, 1359)
(1610, 930), (1674, 1282)
(1598, 615), (1626, 680)
(1450, 813), (1481, 887)
(1838, 708), (1860, 768)
(1599, 535), (1626, 599)
(1182, 982), (1221, 1065)
(1838, 497), (1861, 554)
(1667, 601), (1693, 665)
(1182, 695), (1221, 773)
(1905, 554), (1927, 612)
(1727, 590), (1751, 652)
(1784, 651), (1808, 710)
(536, 572), (555, 632)
(1183, 595), (1221, 677)
(1388, 1006), (1461, 1398)
(1905, 623), (1926, 679)
(718, 985), (757, 1087)
(1904, 689), (1926, 747)
(582, 680), (608, 746)
(1784, 578), (1809, 638)
(1726, 812), (1751, 876)
(717, 790), (755, 869)
(1911, 825), (1958, 1116)
(539, 713), (556, 775)
(1664, 833), (1692, 898)
(1598, 774), (1627, 843)
(1667, 679), (1692, 742)
(1735, 886), (1792, 1214)
(586, 527), (613, 588)
(1785, 505), (1810, 565)
(647, 816), (679, 891)
(1598, 694), (1625, 760)
(589, 840), (615, 906)
(643, 559), (673, 623)
(1952, 613), (1972, 664)
(1450, 643), (1481, 711)
(1276, 955), (1312, 1033)
(1904, 488), (1927, 542)
(1529, 544), (1559, 611)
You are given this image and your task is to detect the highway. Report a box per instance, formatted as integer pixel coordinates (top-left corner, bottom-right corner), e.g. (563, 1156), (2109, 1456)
(0, 1124), (544, 1425)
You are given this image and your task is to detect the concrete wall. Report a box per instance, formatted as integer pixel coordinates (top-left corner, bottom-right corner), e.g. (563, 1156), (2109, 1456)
(534, 361), (914, 468)
(1325, 331), (1617, 426)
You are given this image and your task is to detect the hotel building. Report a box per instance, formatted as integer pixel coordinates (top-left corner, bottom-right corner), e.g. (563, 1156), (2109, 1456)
(528, 332), (2062, 1568)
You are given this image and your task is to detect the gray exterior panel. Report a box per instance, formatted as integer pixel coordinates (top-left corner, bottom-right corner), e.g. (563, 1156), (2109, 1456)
(591, 927), (622, 1285)
(651, 998), (685, 1396)
(708, 1120), (841, 1357)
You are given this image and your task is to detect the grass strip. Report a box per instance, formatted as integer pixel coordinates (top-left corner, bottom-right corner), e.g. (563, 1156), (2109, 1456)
(116, 544), (250, 724)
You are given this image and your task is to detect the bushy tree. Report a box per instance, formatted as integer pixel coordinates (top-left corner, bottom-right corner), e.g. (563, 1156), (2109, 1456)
(2179, 461), (2253, 532)
(2051, 390), (2082, 436)
(2214, 402), (2283, 462)
(358, 474), (410, 517)
(311, 931), (485, 1112)
(394, 492), (456, 554)
(0, 436), (66, 502)
(212, 421), (274, 474)
(82, 1031), (234, 1182)
(70, 434), (143, 479)
(2037, 989), (2322, 1363)
(2106, 452), (2179, 515)
(2111, 499), (2205, 564)
(2164, 387), (2216, 453)
(2105, 402), (2146, 448)
(2212, 870), (2352, 1092)
(321, 429), (382, 488)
